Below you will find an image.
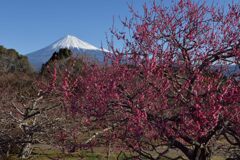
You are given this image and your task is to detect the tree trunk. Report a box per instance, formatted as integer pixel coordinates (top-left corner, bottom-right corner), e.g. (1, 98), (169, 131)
(19, 142), (33, 159)
(192, 147), (211, 160)
(107, 140), (112, 160)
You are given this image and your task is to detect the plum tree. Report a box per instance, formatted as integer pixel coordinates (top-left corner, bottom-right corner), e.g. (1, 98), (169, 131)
(52, 1), (239, 159)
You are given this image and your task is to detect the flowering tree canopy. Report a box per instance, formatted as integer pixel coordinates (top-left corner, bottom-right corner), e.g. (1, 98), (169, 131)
(52, 1), (240, 160)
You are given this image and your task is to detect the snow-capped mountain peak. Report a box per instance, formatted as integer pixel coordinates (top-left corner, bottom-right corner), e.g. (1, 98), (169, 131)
(51, 35), (99, 50)
(26, 35), (105, 71)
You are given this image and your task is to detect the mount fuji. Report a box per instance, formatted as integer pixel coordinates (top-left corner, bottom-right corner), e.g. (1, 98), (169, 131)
(26, 35), (105, 71)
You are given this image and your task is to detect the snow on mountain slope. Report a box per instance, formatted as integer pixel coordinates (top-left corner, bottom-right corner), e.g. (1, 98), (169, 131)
(27, 35), (105, 71)
(52, 35), (99, 50)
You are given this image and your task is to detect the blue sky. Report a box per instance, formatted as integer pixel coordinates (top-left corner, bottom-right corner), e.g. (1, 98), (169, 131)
(0, 0), (238, 55)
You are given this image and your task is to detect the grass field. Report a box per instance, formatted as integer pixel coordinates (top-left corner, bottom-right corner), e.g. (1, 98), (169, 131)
(7, 144), (126, 160)
(6, 144), (229, 160)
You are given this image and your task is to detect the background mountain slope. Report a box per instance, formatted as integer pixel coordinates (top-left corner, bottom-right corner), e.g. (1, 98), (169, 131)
(0, 45), (32, 73)
(27, 35), (105, 71)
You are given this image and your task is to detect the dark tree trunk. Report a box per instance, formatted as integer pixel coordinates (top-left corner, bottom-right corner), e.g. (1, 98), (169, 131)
(191, 147), (211, 160)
